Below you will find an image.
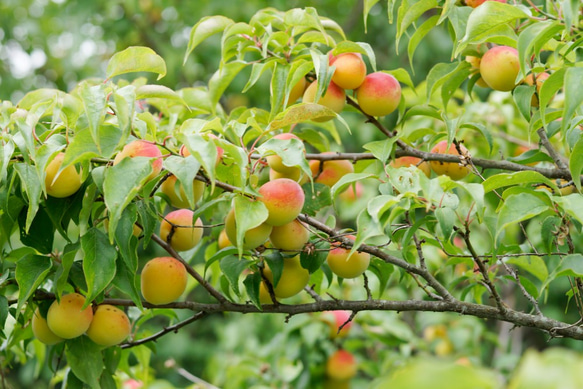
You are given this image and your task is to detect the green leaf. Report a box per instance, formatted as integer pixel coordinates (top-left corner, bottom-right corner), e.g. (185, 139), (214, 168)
(180, 134), (216, 193)
(15, 254), (52, 316)
(426, 62), (458, 103)
(243, 272), (262, 310)
(397, 0), (438, 47)
(18, 206), (54, 254)
(435, 207), (456, 240)
(363, 0), (381, 32)
(82, 228), (117, 306)
(264, 251), (285, 288)
(163, 155), (202, 209)
(63, 125), (122, 166)
(270, 103), (341, 129)
(496, 193), (550, 240)
(507, 256), (548, 283)
(14, 163), (41, 232)
(106, 46), (166, 80)
(517, 21), (563, 79)
(331, 173), (375, 200)
(556, 254), (583, 278)
(113, 203), (139, 276)
(256, 137), (310, 178)
(363, 138), (398, 163)
(184, 15), (234, 62)
(458, 2), (527, 52)
(483, 171), (558, 193)
(208, 61), (247, 114)
(66, 336), (104, 388)
(233, 196), (269, 257)
(103, 157), (153, 242)
(513, 85), (535, 121)
(300, 240), (330, 274)
(538, 68), (565, 124)
(135, 84), (187, 106)
(562, 67), (583, 134)
(112, 86), (135, 144)
(508, 349), (583, 389)
(219, 255), (251, 297)
(79, 83), (107, 151)
(301, 183), (332, 217)
(408, 15), (439, 71)
(569, 134), (583, 192)
(555, 195), (583, 226)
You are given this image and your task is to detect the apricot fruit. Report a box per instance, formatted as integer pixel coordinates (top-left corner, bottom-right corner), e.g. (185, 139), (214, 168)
(32, 308), (64, 345)
(302, 80), (346, 121)
(466, 0), (507, 7)
(159, 209), (204, 251)
(286, 78), (308, 107)
(86, 305), (131, 347)
(141, 256), (188, 305)
(258, 178), (305, 226)
(113, 140), (163, 181)
(356, 72), (401, 117)
(261, 255), (310, 299)
(326, 349), (357, 381)
(524, 72), (550, 107)
(322, 310), (353, 339)
(218, 228), (233, 249)
(330, 52), (367, 90)
(339, 182), (364, 202)
(429, 141), (471, 180)
(180, 133), (224, 165)
(327, 236), (371, 279)
(160, 174), (205, 209)
(480, 46), (519, 92)
(45, 152), (83, 198)
(47, 293), (94, 339)
(224, 208), (273, 250)
(269, 219), (310, 252)
(265, 133), (304, 177)
(309, 154), (354, 187)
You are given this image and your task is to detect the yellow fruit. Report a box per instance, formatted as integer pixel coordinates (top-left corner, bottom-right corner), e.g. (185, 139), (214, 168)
(326, 236), (370, 279)
(159, 209), (204, 251)
(86, 305), (131, 347)
(32, 308), (64, 345)
(262, 255), (309, 299)
(160, 175), (205, 208)
(224, 208), (273, 250)
(326, 350), (357, 381)
(141, 256), (188, 305)
(47, 293), (94, 339)
(45, 152), (83, 198)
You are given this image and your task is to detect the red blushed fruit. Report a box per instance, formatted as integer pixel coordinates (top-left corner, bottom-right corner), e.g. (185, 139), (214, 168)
(302, 81), (346, 121)
(479, 46), (519, 92)
(113, 140), (163, 181)
(390, 156), (431, 177)
(356, 72), (401, 117)
(429, 141), (471, 180)
(329, 52), (367, 90)
(258, 178), (305, 226)
(265, 133), (304, 176)
(466, 0), (507, 7)
(323, 310), (353, 338)
(326, 350), (357, 381)
(309, 153), (354, 187)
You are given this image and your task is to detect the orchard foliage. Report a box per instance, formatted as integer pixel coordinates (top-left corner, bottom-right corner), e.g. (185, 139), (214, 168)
(1, 1), (583, 388)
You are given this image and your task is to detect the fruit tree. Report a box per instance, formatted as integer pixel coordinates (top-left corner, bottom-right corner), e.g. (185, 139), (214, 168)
(1, 2), (583, 388)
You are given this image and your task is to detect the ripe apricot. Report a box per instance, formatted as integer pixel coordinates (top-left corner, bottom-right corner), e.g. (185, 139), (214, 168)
(309, 154), (354, 187)
(356, 72), (401, 117)
(429, 141), (471, 180)
(258, 178), (305, 226)
(269, 219), (310, 252)
(391, 156), (431, 177)
(326, 350), (357, 381)
(302, 81), (346, 121)
(261, 255), (310, 299)
(159, 209), (204, 251)
(480, 46), (519, 91)
(47, 293), (94, 339)
(141, 256), (187, 305)
(32, 308), (64, 345)
(113, 140), (163, 181)
(224, 208), (273, 250)
(326, 237), (370, 279)
(86, 305), (131, 347)
(330, 52), (367, 90)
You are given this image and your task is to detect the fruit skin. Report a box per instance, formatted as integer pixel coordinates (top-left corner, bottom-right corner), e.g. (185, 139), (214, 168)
(141, 256), (187, 305)
(466, 0), (507, 7)
(322, 310), (353, 339)
(113, 140), (163, 181)
(302, 81), (346, 122)
(330, 52), (367, 90)
(356, 72), (401, 117)
(224, 208), (273, 250)
(391, 156), (431, 177)
(261, 255), (310, 299)
(309, 154), (354, 187)
(265, 133), (304, 176)
(524, 72), (550, 107)
(218, 228), (232, 249)
(429, 141), (471, 180)
(269, 219), (310, 252)
(285, 78), (308, 107)
(32, 308), (65, 345)
(326, 349), (357, 381)
(479, 46), (519, 92)
(47, 293), (94, 339)
(160, 174), (205, 208)
(326, 236), (370, 279)
(86, 305), (131, 347)
(339, 182), (364, 202)
(159, 209), (204, 251)
(258, 178), (305, 227)
(45, 152), (83, 198)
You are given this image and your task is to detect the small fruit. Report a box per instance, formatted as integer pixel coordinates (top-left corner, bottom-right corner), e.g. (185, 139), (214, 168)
(326, 350), (357, 381)
(86, 305), (131, 347)
(261, 255), (310, 299)
(218, 228), (232, 249)
(269, 219), (310, 252)
(330, 52), (367, 90)
(479, 46), (519, 92)
(326, 236), (370, 279)
(322, 310), (353, 339)
(159, 209), (204, 251)
(309, 154), (354, 187)
(32, 308), (64, 345)
(524, 72), (550, 107)
(141, 256), (187, 305)
(258, 178), (305, 227)
(113, 140), (163, 181)
(160, 174), (205, 208)
(356, 72), (401, 117)
(224, 208), (273, 250)
(302, 81), (346, 121)
(429, 141), (471, 180)
(44, 152), (83, 198)
(47, 293), (94, 339)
